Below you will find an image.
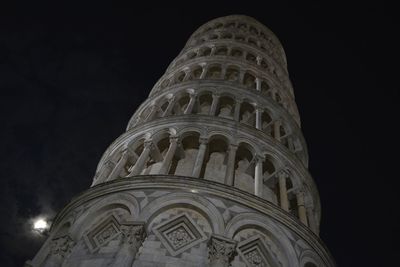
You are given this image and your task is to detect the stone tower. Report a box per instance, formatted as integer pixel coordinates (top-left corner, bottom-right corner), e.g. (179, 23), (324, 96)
(27, 15), (335, 267)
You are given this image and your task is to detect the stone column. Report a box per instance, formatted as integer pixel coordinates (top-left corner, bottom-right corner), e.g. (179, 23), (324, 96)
(238, 71), (245, 84)
(162, 97), (176, 117)
(220, 66), (227, 79)
(233, 99), (242, 121)
(127, 141), (152, 177)
(209, 94), (220, 116)
(296, 190), (308, 226)
(158, 136), (179, 175)
(256, 56), (262, 66)
(255, 77), (261, 91)
(208, 235), (237, 267)
(254, 156), (264, 197)
(111, 222), (146, 267)
(278, 171), (289, 212)
(192, 137), (208, 178)
(184, 94), (197, 114)
(182, 70), (190, 82)
(199, 64), (208, 79)
(274, 120), (281, 142)
(224, 144), (238, 186)
(255, 108), (262, 130)
(271, 89), (276, 101)
(146, 105), (159, 121)
(107, 149), (129, 181)
(210, 45), (217, 56)
(43, 235), (75, 267)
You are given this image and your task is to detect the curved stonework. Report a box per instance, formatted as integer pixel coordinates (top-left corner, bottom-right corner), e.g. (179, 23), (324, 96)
(27, 15), (335, 267)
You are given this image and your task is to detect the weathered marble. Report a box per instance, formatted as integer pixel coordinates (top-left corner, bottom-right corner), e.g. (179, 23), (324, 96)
(27, 15), (335, 267)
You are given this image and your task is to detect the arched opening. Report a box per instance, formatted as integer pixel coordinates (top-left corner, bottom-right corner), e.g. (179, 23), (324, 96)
(205, 65), (222, 79)
(208, 34), (218, 40)
(243, 72), (256, 90)
(186, 51), (197, 60)
(239, 102), (256, 127)
(220, 32), (233, 39)
(262, 156), (278, 204)
(275, 92), (282, 104)
(159, 100), (169, 117)
(238, 23), (247, 30)
(171, 93), (190, 115)
(234, 143), (255, 194)
(201, 136), (229, 184)
(260, 59), (269, 69)
(197, 92), (213, 115)
(225, 21), (236, 28)
(160, 78), (170, 89)
(235, 34), (245, 42)
(188, 65), (203, 80)
(138, 106), (152, 122)
(248, 37), (257, 47)
(246, 52), (257, 63)
(230, 48), (243, 58)
(142, 135), (170, 175)
(175, 71), (186, 84)
(261, 110), (273, 136)
(215, 46), (228, 56)
(225, 66), (240, 82)
(261, 80), (270, 95)
(216, 96), (235, 119)
(174, 133), (200, 176)
(199, 47), (211, 57)
(213, 22), (223, 29)
(249, 26), (258, 35)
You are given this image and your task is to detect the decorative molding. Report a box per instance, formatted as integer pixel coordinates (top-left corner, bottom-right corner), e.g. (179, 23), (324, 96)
(153, 212), (207, 256)
(83, 214), (121, 253)
(237, 235), (277, 267)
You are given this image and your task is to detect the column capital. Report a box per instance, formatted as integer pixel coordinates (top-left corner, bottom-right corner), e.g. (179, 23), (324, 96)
(168, 96), (176, 103)
(256, 55), (263, 65)
(143, 140), (153, 148)
(255, 154), (265, 163)
(119, 221), (147, 246)
(235, 98), (244, 104)
(212, 93), (220, 99)
(49, 235), (75, 259)
(169, 135), (179, 143)
(199, 137), (208, 145)
(150, 103), (160, 110)
(255, 105), (264, 112)
(278, 168), (289, 178)
(228, 143), (238, 152)
(208, 234), (237, 266)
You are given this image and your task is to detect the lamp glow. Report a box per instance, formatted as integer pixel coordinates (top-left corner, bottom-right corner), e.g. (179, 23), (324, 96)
(33, 219), (48, 231)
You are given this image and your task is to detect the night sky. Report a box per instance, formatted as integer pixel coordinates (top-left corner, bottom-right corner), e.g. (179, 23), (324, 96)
(1, 2), (399, 267)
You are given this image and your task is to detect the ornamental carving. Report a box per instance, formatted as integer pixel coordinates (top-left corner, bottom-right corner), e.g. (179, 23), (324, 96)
(208, 235), (237, 265)
(120, 222), (147, 247)
(50, 235), (75, 258)
(153, 213), (207, 256)
(237, 235), (276, 267)
(83, 214), (121, 253)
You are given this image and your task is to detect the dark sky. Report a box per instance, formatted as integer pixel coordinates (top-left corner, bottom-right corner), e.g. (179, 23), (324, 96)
(1, 2), (399, 267)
